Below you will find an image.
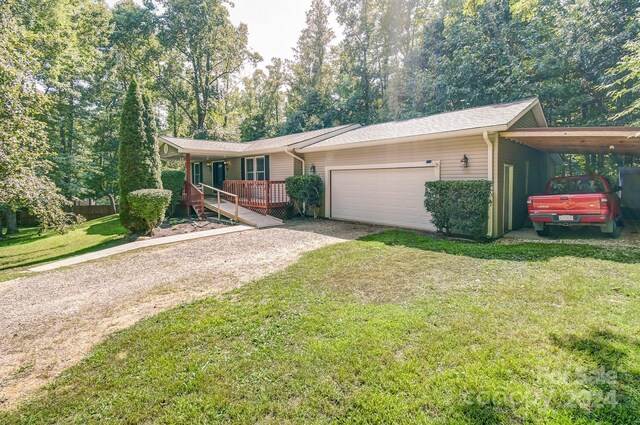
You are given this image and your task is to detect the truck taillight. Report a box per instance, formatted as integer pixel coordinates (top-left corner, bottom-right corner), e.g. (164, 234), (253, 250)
(600, 197), (608, 209)
(527, 198), (533, 205)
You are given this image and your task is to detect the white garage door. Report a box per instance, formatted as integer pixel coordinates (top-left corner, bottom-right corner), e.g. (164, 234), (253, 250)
(330, 165), (439, 230)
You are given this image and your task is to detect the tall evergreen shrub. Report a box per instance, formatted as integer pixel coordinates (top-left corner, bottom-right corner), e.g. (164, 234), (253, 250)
(118, 79), (158, 232)
(142, 93), (162, 189)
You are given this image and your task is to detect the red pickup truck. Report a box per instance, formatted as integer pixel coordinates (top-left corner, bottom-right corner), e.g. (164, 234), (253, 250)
(527, 175), (623, 237)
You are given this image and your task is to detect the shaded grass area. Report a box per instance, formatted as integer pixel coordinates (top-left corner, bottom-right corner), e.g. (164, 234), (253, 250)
(362, 229), (640, 263)
(2, 231), (640, 424)
(0, 215), (127, 278)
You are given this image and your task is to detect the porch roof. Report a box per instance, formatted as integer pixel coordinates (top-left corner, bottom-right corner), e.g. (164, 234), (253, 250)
(500, 127), (640, 154)
(159, 124), (359, 159)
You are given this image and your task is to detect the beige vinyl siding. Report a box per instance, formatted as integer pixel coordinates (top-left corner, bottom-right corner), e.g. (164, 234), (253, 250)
(303, 135), (489, 217)
(202, 163), (213, 186)
(496, 138), (549, 234)
(228, 154), (294, 181)
(293, 157), (303, 176)
(268, 152), (295, 181)
(226, 158), (242, 180)
(161, 142), (180, 156)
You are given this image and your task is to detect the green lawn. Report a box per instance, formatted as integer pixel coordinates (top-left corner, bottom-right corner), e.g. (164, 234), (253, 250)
(0, 215), (127, 280)
(3, 231), (640, 424)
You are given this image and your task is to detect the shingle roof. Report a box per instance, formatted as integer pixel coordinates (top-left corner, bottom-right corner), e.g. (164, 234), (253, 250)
(160, 137), (245, 153)
(160, 98), (543, 156)
(299, 98), (541, 151)
(240, 125), (354, 150)
(160, 125), (354, 154)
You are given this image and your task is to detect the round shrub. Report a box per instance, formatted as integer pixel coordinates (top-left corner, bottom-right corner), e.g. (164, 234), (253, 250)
(285, 174), (323, 218)
(127, 189), (172, 234)
(161, 170), (186, 216)
(424, 180), (493, 239)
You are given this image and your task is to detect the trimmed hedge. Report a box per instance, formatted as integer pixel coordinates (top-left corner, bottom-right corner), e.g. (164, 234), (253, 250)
(127, 189), (172, 234)
(161, 170), (186, 216)
(285, 174), (323, 218)
(424, 180), (493, 239)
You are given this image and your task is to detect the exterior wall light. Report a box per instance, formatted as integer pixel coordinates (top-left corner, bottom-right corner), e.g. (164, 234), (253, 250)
(461, 154), (469, 168)
(310, 164), (317, 174)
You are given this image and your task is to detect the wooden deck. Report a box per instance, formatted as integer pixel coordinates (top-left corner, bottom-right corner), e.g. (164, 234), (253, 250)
(222, 180), (288, 209)
(204, 198), (283, 228)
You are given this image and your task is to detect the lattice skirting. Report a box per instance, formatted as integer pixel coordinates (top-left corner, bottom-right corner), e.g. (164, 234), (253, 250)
(244, 205), (289, 220)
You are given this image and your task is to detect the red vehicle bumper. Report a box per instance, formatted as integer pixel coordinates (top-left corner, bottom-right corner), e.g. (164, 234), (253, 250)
(529, 213), (609, 224)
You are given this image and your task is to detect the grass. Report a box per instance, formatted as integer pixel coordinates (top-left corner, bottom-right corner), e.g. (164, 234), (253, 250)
(2, 230), (640, 424)
(0, 215), (127, 280)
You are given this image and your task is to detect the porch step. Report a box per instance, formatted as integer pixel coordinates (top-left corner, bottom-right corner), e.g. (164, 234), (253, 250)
(203, 199), (283, 228)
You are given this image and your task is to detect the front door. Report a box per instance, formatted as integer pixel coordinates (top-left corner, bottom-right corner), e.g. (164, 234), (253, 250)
(213, 162), (226, 189)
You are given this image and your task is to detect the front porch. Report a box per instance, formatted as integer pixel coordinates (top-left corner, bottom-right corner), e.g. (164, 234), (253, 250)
(180, 153), (290, 223)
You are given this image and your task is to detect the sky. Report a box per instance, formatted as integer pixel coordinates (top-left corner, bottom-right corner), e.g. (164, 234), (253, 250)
(228, 0), (340, 64)
(105, 0), (342, 67)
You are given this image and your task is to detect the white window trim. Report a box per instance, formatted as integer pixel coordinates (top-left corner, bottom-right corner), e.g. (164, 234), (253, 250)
(324, 161), (441, 219)
(244, 156), (266, 181)
(192, 162), (202, 185)
(503, 164), (514, 232)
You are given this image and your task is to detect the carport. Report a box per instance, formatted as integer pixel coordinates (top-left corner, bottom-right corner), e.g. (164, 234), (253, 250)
(501, 127), (640, 197)
(501, 127), (640, 154)
(500, 127), (640, 236)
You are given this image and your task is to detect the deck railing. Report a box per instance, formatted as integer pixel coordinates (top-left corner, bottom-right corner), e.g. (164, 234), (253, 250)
(223, 180), (289, 210)
(199, 183), (239, 222)
(181, 181), (205, 218)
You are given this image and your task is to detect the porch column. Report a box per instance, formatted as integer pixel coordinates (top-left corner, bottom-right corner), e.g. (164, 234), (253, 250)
(185, 153), (191, 186)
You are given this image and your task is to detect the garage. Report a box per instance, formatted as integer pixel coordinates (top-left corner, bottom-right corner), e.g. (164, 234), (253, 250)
(329, 163), (440, 230)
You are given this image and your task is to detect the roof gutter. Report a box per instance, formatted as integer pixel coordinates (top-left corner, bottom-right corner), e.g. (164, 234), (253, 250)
(285, 147), (305, 175)
(483, 131), (495, 238)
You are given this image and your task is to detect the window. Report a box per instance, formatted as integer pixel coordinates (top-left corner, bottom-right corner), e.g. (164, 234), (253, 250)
(548, 177), (605, 194)
(191, 162), (202, 185)
(244, 156), (266, 181)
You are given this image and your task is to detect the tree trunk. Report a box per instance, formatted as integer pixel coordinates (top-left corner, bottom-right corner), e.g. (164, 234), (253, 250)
(5, 209), (19, 235)
(108, 193), (117, 214)
(0, 208), (5, 239)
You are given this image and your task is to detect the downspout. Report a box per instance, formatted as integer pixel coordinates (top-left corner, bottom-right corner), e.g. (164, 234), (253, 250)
(285, 147), (307, 214)
(285, 147), (305, 175)
(482, 131), (494, 238)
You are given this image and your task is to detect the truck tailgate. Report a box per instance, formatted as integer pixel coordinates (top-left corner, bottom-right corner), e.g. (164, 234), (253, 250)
(529, 194), (605, 215)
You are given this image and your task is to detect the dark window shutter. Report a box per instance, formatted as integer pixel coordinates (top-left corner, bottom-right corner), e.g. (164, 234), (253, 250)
(264, 155), (270, 181)
(199, 163), (203, 184)
(241, 158), (245, 180)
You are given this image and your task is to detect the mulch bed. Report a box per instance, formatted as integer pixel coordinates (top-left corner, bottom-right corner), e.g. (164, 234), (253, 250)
(150, 218), (229, 238)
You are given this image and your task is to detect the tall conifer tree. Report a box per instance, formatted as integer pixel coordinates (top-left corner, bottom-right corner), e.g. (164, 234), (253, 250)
(142, 93), (162, 189)
(118, 79), (148, 231)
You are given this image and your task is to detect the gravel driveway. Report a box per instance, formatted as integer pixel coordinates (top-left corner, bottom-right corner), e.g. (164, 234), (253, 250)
(0, 220), (381, 409)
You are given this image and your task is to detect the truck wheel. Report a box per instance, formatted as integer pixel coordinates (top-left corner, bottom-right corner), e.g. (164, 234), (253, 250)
(536, 226), (551, 237)
(603, 219), (621, 238)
